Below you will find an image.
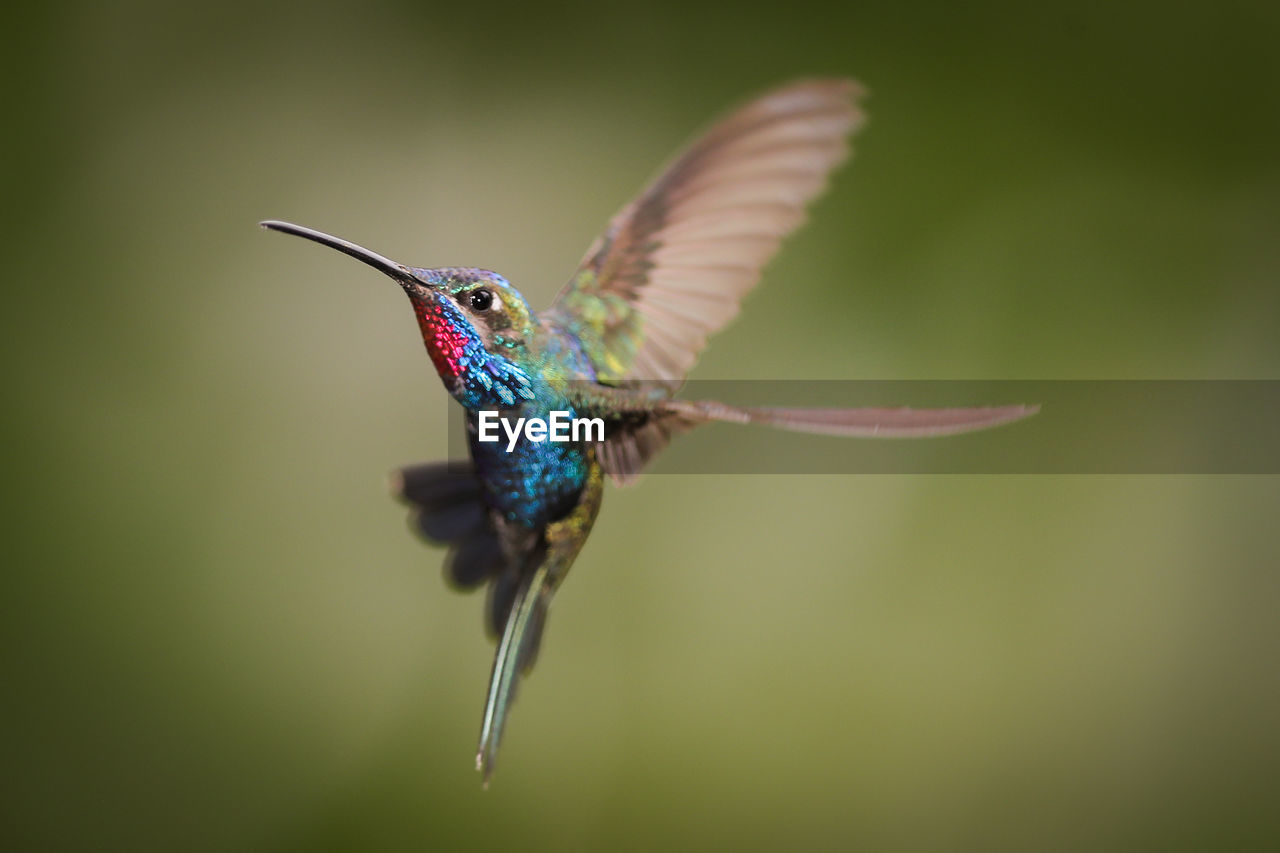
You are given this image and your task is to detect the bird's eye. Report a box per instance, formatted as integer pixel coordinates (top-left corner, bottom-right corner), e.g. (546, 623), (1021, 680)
(468, 289), (494, 312)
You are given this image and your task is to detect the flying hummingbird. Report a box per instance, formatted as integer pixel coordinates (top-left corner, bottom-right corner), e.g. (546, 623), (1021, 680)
(262, 78), (1036, 783)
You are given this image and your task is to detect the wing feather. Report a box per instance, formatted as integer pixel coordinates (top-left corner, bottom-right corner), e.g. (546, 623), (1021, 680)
(546, 79), (865, 386)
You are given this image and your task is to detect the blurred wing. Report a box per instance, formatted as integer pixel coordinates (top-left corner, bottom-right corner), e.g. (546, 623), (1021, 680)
(674, 402), (1042, 437)
(595, 400), (1039, 487)
(546, 79), (865, 385)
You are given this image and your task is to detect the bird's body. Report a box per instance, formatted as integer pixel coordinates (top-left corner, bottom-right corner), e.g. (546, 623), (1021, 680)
(263, 79), (1036, 782)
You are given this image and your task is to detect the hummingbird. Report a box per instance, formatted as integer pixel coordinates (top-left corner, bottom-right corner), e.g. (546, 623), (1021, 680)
(262, 78), (1035, 783)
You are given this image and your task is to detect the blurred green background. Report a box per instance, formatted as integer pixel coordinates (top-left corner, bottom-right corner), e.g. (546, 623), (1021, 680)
(4, 1), (1279, 850)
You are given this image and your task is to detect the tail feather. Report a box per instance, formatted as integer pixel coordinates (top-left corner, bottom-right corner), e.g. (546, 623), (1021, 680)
(392, 461), (509, 593)
(394, 462), (486, 545)
(394, 461), (479, 509)
(486, 569), (521, 639)
(476, 563), (551, 785)
(393, 458), (582, 783)
(411, 500), (486, 543)
(474, 460), (605, 784)
(446, 533), (506, 590)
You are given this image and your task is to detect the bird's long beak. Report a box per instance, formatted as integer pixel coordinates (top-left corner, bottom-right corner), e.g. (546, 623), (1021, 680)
(260, 220), (417, 286)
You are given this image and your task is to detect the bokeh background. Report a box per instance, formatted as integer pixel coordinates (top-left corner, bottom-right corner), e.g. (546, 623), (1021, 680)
(4, 1), (1279, 850)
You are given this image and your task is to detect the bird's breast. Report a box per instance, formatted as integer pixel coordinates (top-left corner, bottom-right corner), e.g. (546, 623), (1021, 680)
(466, 404), (593, 530)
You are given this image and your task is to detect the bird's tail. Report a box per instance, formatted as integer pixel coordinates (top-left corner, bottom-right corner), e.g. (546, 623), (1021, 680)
(475, 461), (605, 785)
(476, 559), (551, 786)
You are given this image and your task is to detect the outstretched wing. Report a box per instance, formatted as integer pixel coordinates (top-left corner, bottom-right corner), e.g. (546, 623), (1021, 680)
(596, 400), (1041, 485)
(545, 78), (864, 386)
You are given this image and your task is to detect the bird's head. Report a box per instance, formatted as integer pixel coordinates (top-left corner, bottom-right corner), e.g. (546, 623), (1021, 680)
(261, 220), (535, 407)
